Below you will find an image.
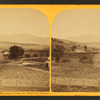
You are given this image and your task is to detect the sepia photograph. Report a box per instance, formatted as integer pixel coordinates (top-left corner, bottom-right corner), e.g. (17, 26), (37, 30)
(51, 9), (100, 92)
(0, 8), (50, 91)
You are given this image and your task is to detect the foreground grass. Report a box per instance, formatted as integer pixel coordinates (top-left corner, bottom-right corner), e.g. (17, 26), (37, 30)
(52, 61), (100, 79)
(52, 85), (100, 92)
(52, 61), (100, 92)
(0, 62), (49, 91)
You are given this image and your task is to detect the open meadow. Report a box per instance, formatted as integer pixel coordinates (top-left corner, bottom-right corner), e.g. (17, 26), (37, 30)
(0, 56), (49, 91)
(52, 54), (100, 92)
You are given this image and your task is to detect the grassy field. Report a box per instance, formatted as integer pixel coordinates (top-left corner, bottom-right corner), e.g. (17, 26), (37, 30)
(0, 59), (49, 91)
(51, 60), (100, 92)
(0, 41), (49, 51)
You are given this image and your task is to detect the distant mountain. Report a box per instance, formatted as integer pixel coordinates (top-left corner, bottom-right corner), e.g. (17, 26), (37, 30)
(84, 42), (100, 49)
(67, 34), (100, 43)
(0, 34), (49, 45)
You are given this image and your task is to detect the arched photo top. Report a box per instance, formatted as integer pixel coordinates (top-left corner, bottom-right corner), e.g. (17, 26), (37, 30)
(52, 9), (100, 43)
(0, 8), (50, 46)
(0, 8), (50, 92)
(51, 9), (100, 92)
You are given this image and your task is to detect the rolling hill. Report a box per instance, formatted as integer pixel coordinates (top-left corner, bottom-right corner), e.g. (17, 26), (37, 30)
(66, 34), (100, 49)
(0, 34), (49, 50)
(0, 34), (49, 45)
(52, 38), (99, 52)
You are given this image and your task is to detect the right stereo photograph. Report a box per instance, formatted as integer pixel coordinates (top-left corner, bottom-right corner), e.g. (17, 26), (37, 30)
(51, 9), (100, 92)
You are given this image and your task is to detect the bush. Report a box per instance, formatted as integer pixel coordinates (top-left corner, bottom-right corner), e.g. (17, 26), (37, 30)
(25, 54), (31, 58)
(33, 54), (38, 57)
(80, 55), (87, 61)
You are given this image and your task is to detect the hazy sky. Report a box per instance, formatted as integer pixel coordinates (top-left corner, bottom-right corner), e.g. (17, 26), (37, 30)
(0, 8), (49, 38)
(52, 9), (100, 39)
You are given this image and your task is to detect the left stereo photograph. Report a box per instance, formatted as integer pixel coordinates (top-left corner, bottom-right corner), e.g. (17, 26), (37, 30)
(0, 8), (50, 92)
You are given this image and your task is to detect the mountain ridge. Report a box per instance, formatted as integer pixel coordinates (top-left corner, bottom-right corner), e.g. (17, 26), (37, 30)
(67, 34), (100, 43)
(0, 34), (49, 45)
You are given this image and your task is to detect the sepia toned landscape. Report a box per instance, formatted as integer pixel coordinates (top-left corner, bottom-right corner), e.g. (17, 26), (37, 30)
(51, 9), (100, 92)
(0, 8), (50, 91)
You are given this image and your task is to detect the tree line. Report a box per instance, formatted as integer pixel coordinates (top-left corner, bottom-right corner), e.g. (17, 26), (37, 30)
(52, 44), (88, 62)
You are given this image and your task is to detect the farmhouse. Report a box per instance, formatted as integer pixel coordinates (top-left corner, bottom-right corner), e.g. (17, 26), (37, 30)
(24, 49), (49, 58)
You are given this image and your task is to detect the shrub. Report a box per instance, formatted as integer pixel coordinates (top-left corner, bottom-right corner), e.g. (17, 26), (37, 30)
(33, 54), (38, 57)
(25, 54), (31, 58)
(80, 55), (87, 61)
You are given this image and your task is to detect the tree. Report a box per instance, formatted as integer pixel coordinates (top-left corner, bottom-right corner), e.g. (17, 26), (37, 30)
(52, 44), (65, 62)
(71, 45), (77, 52)
(9, 45), (24, 59)
(84, 45), (87, 51)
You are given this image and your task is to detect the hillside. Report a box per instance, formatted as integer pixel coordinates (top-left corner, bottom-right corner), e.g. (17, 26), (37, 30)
(52, 38), (99, 52)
